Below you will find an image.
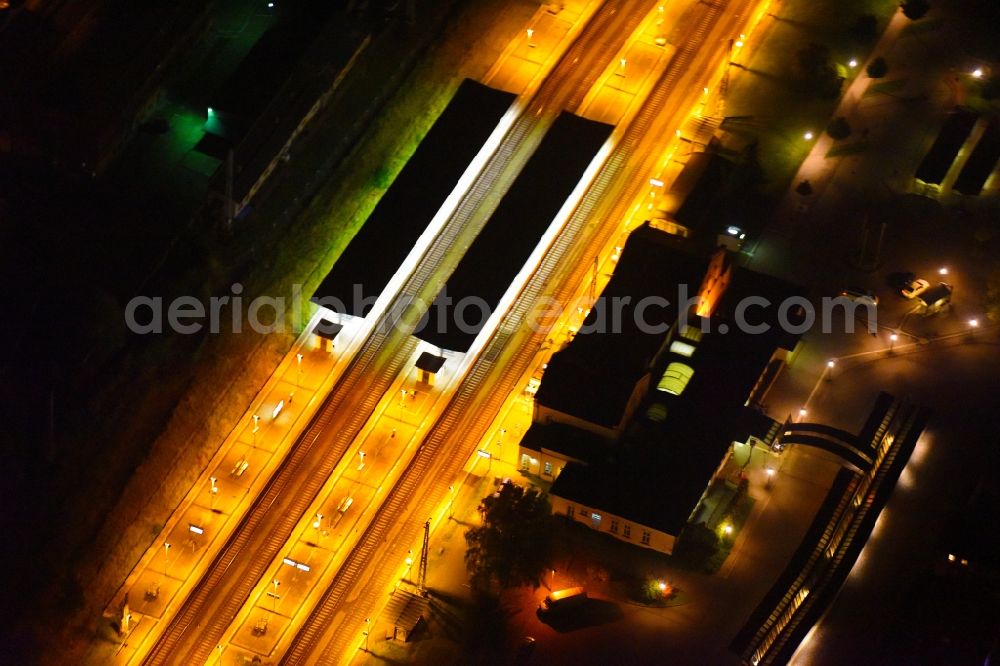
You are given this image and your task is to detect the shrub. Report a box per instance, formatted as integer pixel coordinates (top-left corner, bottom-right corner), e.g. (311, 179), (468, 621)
(827, 117), (853, 140)
(902, 0), (930, 20)
(867, 56), (889, 79)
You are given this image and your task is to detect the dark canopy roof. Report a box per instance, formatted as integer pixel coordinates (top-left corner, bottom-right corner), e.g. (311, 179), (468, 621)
(415, 112), (613, 351)
(311, 80), (516, 317)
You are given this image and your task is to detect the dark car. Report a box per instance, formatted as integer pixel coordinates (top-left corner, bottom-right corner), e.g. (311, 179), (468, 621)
(887, 271), (916, 289)
(514, 636), (536, 664)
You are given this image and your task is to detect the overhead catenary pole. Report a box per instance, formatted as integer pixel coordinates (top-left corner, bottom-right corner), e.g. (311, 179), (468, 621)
(418, 519), (430, 595)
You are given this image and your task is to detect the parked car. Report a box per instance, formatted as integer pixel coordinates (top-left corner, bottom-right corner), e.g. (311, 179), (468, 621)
(514, 636), (536, 664)
(917, 282), (953, 312)
(838, 287), (878, 306)
(538, 587), (587, 614)
(901, 277), (930, 299)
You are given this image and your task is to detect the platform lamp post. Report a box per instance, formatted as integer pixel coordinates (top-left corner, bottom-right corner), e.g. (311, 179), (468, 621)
(967, 318), (979, 340)
(163, 542), (172, 581)
(496, 428), (507, 462)
(363, 617), (371, 651)
(271, 579), (280, 612)
(296, 353), (303, 389)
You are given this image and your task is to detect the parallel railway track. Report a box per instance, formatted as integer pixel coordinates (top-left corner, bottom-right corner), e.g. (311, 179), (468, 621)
(140, 1), (649, 662)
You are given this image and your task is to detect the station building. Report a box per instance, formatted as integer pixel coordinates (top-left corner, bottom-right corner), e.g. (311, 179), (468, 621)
(521, 223), (805, 554)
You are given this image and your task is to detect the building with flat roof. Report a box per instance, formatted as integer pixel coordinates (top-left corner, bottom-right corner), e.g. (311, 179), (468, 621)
(527, 224), (804, 554)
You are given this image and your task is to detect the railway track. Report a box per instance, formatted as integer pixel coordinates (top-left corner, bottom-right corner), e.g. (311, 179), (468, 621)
(139, 1), (648, 663)
(282, 0), (739, 663)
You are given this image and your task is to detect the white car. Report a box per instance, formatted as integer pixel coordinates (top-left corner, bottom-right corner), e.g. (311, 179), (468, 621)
(901, 278), (930, 299)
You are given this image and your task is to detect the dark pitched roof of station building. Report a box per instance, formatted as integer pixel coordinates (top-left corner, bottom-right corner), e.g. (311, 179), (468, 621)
(535, 224), (706, 428)
(548, 229), (805, 536)
(520, 422), (609, 465)
(415, 112), (613, 352)
(310, 80), (516, 317)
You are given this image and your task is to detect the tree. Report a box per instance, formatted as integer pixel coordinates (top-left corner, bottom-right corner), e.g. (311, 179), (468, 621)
(867, 56), (889, 78)
(465, 483), (553, 592)
(902, 0), (930, 20)
(827, 117), (853, 140)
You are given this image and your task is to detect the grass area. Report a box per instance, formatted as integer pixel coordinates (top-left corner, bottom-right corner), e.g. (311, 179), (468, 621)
(865, 78), (908, 96)
(826, 140), (871, 157)
(723, 0), (899, 195)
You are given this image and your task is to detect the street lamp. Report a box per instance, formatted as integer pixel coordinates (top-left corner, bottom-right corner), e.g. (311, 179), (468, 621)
(216, 644), (224, 665)
(765, 467), (775, 489)
(399, 388), (407, 411)
(848, 58), (858, 68)
(271, 579), (280, 611)
(476, 448), (492, 473)
(296, 353), (303, 389)
(163, 542), (172, 577)
(803, 131), (814, 141)
(358, 450), (366, 471)
(364, 617), (371, 651)
(969, 318), (979, 328)
(972, 68), (983, 78)
(938, 266), (949, 275)
(889, 332), (898, 352)
(798, 407), (808, 420)
(526, 28), (534, 48)
(313, 513), (323, 530)
(210, 476), (218, 509)
(619, 58), (627, 77)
